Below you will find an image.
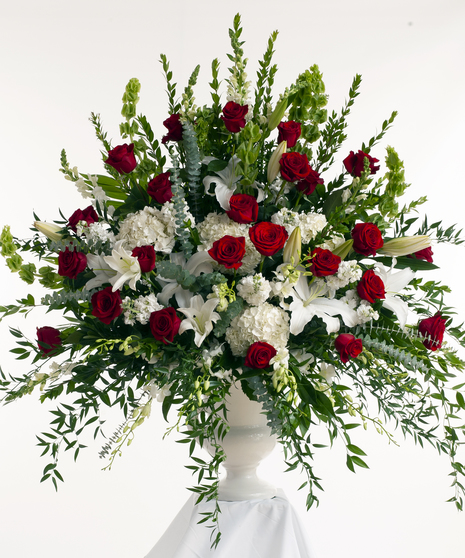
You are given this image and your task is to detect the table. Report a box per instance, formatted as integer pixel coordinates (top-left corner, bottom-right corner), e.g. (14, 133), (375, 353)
(145, 489), (315, 557)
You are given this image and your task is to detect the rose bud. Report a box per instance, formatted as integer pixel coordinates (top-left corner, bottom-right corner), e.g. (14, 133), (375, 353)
(249, 222), (289, 257)
(132, 245), (156, 273)
(226, 194), (258, 224)
(91, 286), (122, 324)
(309, 248), (341, 277)
(147, 171), (173, 204)
(149, 307), (181, 344)
(335, 333), (363, 363)
(279, 152), (311, 183)
(418, 314), (446, 351)
(105, 143), (137, 174)
(408, 247), (434, 263)
(357, 269), (386, 303)
(245, 341), (277, 369)
(220, 101), (248, 133)
(351, 223), (384, 257)
(277, 121), (301, 148)
(208, 235), (246, 270)
(343, 150), (379, 177)
(161, 114), (183, 144)
(37, 326), (62, 356)
(296, 168), (324, 196)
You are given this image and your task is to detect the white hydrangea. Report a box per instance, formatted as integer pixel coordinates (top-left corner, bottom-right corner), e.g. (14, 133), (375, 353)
(117, 203), (193, 253)
(122, 294), (163, 326)
(82, 222), (116, 245)
(225, 302), (290, 357)
(236, 274), (272, 306)
(271, 208), (327, 244)
(196, 212), (261, 275)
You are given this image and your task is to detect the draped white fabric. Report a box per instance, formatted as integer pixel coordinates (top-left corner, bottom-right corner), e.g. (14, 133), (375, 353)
(145, 490), (314, 558)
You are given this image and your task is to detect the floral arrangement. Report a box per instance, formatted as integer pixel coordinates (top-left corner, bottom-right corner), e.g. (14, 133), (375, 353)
(1, 14), (465, 544)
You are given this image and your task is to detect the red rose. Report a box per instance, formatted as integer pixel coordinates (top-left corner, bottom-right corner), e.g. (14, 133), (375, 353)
(132, 245), (156, 273)
(150, 307), (181, 344)
(418, 313), (446, 351)
(220, 101), (248, 133)
(226, 194), (258, 224)
(161, 114), (183, 144)
(37, 326), (62, 355)
(208, 235), (246, 270)
(277, 120), (301, 148)
(351, 223), (384, 256)
(309, 248), (341, 277)
(91, 286), (122, 324)
(335, 333), (363, 363)
(343, 150), (379, 177)
(409, 247), (433, 263)
(279, 152), (311, 182)
(68, 205), (99, 233)
(58, 247), (87, 279)
(244, 341), (277, 369)
(249, 222), (289, 256)
(296, 168), (324, 196)
(147, 171), (173, 204)
(357, 269), (386, 303)
(105, 143), (137, 174)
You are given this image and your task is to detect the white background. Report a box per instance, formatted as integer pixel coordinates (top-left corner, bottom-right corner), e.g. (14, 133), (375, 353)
(1, 1), (465, 556)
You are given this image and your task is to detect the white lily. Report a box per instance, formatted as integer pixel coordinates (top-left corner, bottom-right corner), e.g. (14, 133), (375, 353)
(374, 262), (415, 328)
(103, 240), (141, 291)
(288, 275), (359, 335)
(203, 156), (243, 210)
(178, 295), (221, 347)
(85, 253), (117, 290)
(203, 156), (265, 210)
(157, 251), (214, 307)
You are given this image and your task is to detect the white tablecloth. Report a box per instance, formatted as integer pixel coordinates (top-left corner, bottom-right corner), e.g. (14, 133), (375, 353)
(145, 489), (314, 558)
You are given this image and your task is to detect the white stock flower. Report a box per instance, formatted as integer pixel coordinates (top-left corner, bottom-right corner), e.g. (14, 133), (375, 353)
(83, 222), (116, 245)
(103, 240), (141, 291)
(178, 295), (221, 347)
(236, 274), (272, 306)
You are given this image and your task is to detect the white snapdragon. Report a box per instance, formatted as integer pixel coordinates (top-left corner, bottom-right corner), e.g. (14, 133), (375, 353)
(225, 303), (290, 357)
(236, 274), (272, 306)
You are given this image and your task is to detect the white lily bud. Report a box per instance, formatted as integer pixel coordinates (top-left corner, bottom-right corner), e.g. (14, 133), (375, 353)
(33, 221), (64, 242)
(332, 239), (354, 260)
(267, 140), (287, 184)
(283, 226), (301, 265)
(378, 235), (431, 257)
(268, 97), (288, 131)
